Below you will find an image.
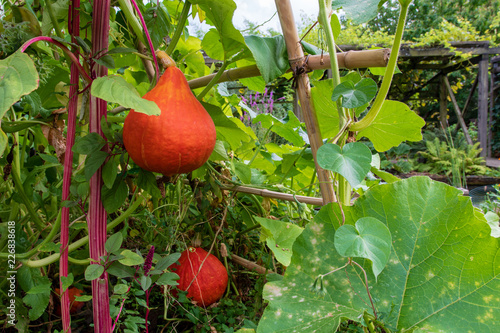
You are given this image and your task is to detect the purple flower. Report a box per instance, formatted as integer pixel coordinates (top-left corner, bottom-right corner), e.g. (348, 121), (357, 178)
(144, 246), (155, 276)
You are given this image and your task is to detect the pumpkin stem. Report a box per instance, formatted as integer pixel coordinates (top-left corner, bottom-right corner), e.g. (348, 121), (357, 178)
(192, 233), (202, 248)
(156, 50), (176, 69)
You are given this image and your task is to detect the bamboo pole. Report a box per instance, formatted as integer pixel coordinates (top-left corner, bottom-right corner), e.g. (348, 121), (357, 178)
(222, 184), (324, 206)
(274, 0), (336, 205)
(188, 49), (390, 89)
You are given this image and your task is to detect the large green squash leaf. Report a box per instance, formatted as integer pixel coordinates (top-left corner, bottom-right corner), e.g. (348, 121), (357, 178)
(190, 0), (246, 59)
(258, 177), (500, 332)
(255, 216), (304, 267)
(310, 79), (339, 139)
(254, 111), (306, 147)
(357, 100), (425, 152)
(317, 142), (372, 187)
(332, 0), (382, 24)
(244, 35), (289, 83)
(0, 52), (39, 156)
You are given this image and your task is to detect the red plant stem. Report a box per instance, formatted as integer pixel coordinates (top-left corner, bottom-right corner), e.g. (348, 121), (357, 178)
(111, 285), (131, 332)
(128, 0), (160, 82)
(59, 2), (81, 332)
(145, 289), (150, 333)
(89, 1), (112, 332)
(20, 36), (91, 83)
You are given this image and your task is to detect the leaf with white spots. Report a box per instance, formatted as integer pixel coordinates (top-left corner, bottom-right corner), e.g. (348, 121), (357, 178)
(255, 217), (304, 266)
(258, 177), (500, 332)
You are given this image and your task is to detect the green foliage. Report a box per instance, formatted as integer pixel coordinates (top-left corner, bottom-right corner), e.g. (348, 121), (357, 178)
(416, 134), (487, 179)
(317, 142), (373, 187)
(1, 1), (495, 332)
(259, 177), (500, 332)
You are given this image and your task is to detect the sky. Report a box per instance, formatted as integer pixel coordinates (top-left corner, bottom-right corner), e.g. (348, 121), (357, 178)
(232, 0), (319, 32)
(188, 0), (319, 35)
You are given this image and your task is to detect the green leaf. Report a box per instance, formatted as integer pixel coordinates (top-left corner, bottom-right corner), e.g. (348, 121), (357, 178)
(209, 140), (229, 161)
(18, 266), (50, 321)
(370, 166), (400, 183)
(85, 264), (104, 281)
(357, 100), (425, 152)
(94, 55), (115, 69)
(119, 249), (144, 266)
(483, 211), (500, 238)
(201, 29), (225, 60)
(41, 0), (68, 35)
(137, 169), (161, 198)
(254, 111), (306, 147)
(317, 142), (372, 187)
(102, 176), (128, 213)
(84, 151), (108, 181)
(334, 217), (391, 280)
(0, 52), (39, 119)
(105, 232), (124, 254)
(255, 217), (304, 266)
(244, 35), (289, 83)
(91, 76), (161, 116)
(155, 253), (182, 271)
(156, 272), (179, 286)
(233, 161), (252, 184)
(102, 155), (119, 189)
(39, 241), (61, 252)
(331, 78), (378, 109)
(189, 0), (246, 59)
(258, 177), (500, 332)
(144, 5), (172, 49)
(26, 283), (52, 294)
(140, 275), (152, 291)
(204, 102), (251, 150)
(330, 13), (341, 39)
(0, 129), (7, 157)
(106, 262), (136, 278)
(60, 273), (74, 292)
(72, 133), (106, 155)
(74, 295), (93, 302)
(310, 79), (339, 139)
(107, 47), (138, 55)
(114, 284), (129, 295)
(332, 0), (382, 24)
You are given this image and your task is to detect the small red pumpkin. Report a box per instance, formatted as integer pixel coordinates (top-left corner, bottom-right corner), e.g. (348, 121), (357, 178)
(171, 247), (228, 306)
(54, 287), (85, 315)
(122, 56), (216, 176)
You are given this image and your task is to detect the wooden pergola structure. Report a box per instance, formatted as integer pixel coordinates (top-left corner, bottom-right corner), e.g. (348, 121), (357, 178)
(342, 41), (500, 158)
(195, 40), (500, 160)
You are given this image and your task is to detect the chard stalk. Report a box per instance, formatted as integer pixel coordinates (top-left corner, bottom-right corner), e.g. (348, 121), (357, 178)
(89, 1), (112, 332)
(59, 1), (81, 331)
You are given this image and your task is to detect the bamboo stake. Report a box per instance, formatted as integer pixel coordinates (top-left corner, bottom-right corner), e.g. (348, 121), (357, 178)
(274, 0), (336, 204)
(230, 254), (270, 275)
(188, 49), (390, 89)
(221, 184), (324, 206)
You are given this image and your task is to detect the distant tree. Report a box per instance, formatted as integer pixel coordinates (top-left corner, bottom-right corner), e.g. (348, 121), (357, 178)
(368, 0), (500, 40)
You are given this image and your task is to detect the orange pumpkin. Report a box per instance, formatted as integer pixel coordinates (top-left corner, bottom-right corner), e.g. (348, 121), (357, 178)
(54, 287), (85, 315)
(171, 247), (228, 306)
(123, 62), (216, 176)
